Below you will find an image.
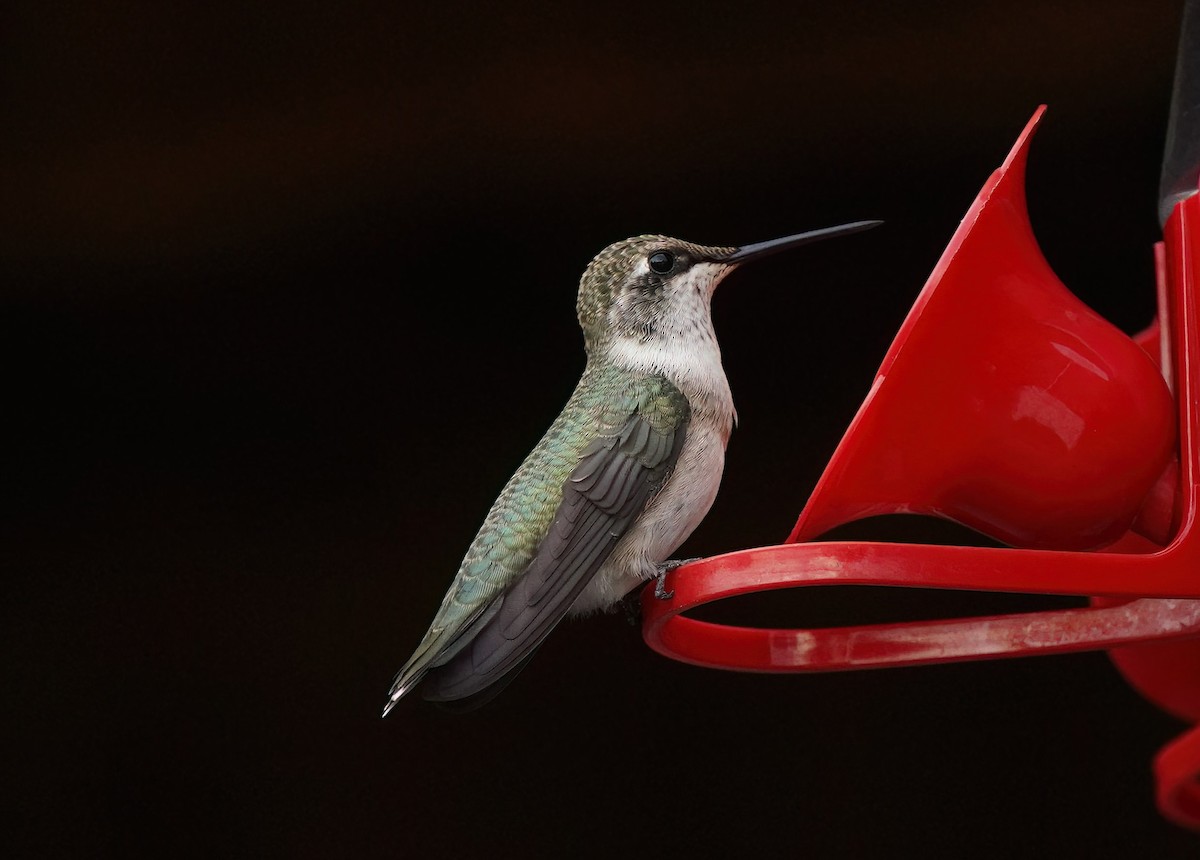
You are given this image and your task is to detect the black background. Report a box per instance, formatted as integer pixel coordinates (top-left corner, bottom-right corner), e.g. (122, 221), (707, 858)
(6, 1), (1200, 857)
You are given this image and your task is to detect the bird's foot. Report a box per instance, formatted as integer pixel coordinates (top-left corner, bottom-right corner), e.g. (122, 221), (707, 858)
(652, 557), (700, 600)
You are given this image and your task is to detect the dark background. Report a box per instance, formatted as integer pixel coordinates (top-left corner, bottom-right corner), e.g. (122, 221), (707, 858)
(5, 1), (1199, 856)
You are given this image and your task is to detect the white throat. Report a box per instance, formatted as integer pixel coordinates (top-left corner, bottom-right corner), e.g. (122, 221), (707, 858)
(603, 261), (736, 425)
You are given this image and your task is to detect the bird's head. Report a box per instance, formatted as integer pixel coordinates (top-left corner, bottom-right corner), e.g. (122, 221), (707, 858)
(575, 222), (881, 356)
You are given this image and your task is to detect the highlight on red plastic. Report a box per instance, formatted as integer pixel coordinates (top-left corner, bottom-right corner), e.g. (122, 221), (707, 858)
(641, 106), (1200, 830)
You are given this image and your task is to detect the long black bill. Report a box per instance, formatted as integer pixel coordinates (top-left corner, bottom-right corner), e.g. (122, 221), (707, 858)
(724, 219), (883, 264)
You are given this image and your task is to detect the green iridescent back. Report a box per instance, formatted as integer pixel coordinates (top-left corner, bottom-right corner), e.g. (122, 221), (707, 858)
(399, 363), (688, 673)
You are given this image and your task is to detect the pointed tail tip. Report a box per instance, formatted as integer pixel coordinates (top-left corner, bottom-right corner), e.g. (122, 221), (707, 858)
(381, 680), (414, 718)
(382, 684), (408, 718)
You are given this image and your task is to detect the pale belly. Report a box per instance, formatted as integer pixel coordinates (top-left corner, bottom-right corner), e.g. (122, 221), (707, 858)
(569, 424), (727, 615)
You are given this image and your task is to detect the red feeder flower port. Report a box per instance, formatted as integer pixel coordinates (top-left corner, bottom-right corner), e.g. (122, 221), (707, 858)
(641, 103), (1200, 832)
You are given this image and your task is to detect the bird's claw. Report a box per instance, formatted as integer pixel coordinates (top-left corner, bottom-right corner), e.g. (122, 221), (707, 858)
(652, 557), (700, 600)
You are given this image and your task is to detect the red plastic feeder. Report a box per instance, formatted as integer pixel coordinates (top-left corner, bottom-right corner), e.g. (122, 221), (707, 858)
(642, 106), (1200, 831)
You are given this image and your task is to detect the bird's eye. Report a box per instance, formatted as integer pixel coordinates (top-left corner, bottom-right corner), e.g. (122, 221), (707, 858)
(648, 251), (674, 275)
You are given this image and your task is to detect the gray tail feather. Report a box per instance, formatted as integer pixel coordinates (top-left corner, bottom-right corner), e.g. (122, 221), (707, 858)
(380, 638), (537, 717)
(381, 598), (505, 717)
(423, 648), (541, 714)
(381, 668), (427, 717)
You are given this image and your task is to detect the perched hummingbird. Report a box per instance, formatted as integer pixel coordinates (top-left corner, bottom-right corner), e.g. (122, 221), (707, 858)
(383, 220), (880, 713)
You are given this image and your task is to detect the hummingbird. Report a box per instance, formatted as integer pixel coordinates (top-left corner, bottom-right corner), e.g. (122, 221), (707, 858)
(383, 220), (881, 713)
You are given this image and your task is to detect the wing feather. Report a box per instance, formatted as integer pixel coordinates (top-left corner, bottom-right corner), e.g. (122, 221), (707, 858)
(417, 377), (689, 703)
